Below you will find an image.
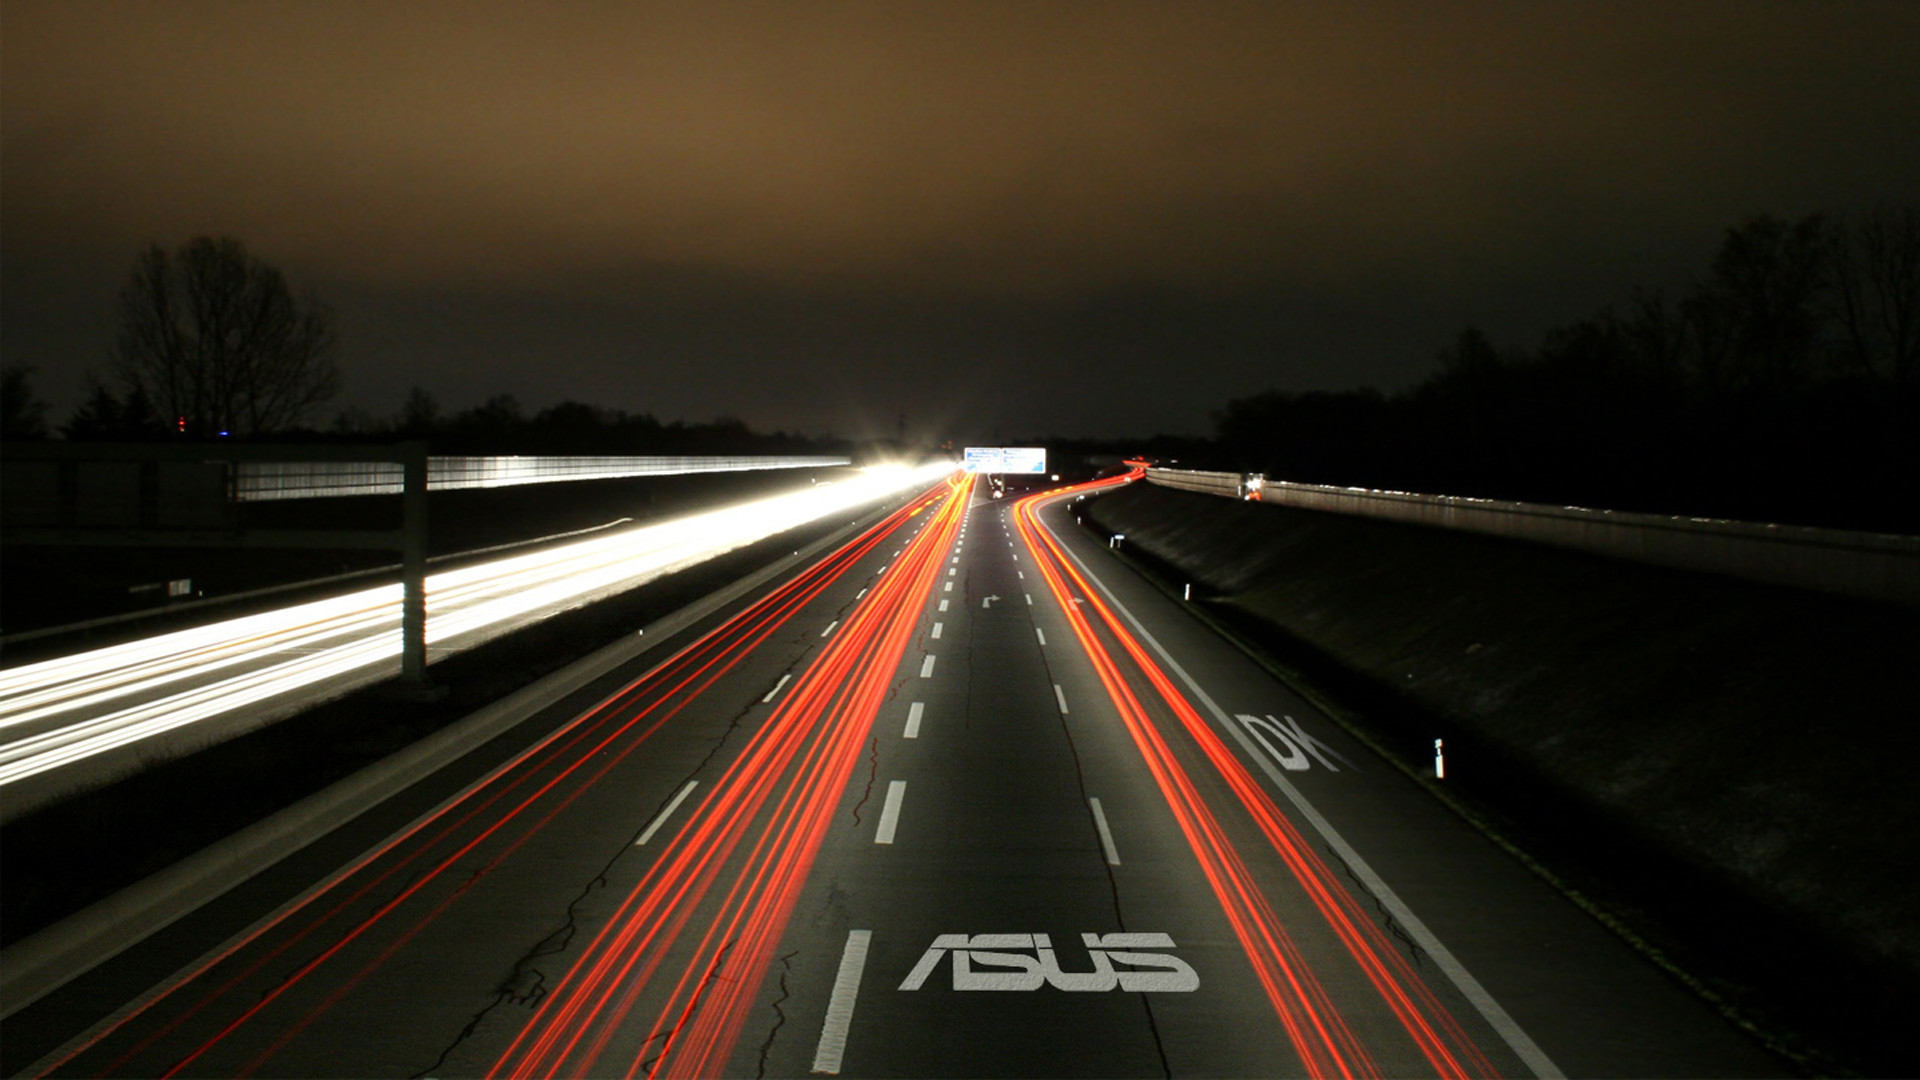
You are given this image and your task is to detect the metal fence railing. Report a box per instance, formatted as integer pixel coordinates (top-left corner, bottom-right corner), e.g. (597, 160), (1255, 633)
(1143, 467), (1920, 606)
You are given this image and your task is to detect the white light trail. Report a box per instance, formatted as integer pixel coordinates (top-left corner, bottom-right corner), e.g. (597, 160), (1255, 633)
(0, 463), (954, 795)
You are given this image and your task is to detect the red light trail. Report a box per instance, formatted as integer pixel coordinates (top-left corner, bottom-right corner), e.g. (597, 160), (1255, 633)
(1013, 472), (1498, 1080)
(31, 478), (962, 1079)
(29, 466), (1506, 1078)
(492, 472), (972, 1078)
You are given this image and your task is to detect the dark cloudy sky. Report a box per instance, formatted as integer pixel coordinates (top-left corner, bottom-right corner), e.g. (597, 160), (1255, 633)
(5, 2), (1918, 440)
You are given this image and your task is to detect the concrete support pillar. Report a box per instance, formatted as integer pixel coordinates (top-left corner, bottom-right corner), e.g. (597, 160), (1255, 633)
(400, 441), (431, 687)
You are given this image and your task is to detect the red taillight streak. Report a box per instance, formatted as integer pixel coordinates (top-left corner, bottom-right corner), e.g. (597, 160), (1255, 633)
(1016, 485), (1497, 1080)
(50, 489), (942, 1079)
(495, 600), (903, 1074)
(559, 487), (964, 1077)
(493, 475), (970, 1078)
(158, 522), (905, 1078)
(653, 488), (968, 1077)
(643, 537), (935, 1080)
(1016, 489), (1370, 1079)
(139, 530), (874, 1070)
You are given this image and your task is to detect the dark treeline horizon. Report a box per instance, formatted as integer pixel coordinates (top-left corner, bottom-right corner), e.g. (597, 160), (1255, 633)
(1191, 208), (1919, 535)
(12, 379), (853, 458)
(7, 206), (1914, 533)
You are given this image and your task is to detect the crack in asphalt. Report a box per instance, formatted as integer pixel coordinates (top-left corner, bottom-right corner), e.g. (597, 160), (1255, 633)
(409, 511), (920, 1079)
(1024, 520), (1173, 1080)
(1328, 844), (1424, 967)
(849, 735), (880, 826)
(412, 665), (773, 1077)
(755, 950), (801, 1079)
(635, 937), (738, 1076)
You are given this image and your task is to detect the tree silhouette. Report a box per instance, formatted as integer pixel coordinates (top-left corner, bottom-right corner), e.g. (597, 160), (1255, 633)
(114, 236), (339, 436)
(63, 380), (164, 441)
(1211, 206), (1918, 532)
(1825, 207), (1920, 386)
(1698, 214), (1829, 388)
(397, 386), (440, 436)
(1, 365), (50, 440)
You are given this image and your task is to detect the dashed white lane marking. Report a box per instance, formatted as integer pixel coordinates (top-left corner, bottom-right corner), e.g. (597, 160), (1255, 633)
(812, 929), (872, 1074)
(1049, 517), (1566, 1080)
(1035, 627), (1047, 646)
(1017, 571), (1024, 579)
(821, 620), (838, 637)
(856, 587), (867, 599)
(919, 655), (936, 678)
(1089, 798), (1122, 865)
(952, 556), (959, 564)
(905, 701), (924, 739)
(938, 599), (949, 612)
(1025, 593), (1033, 605)
(1054, 683), (1069, 714)
(1012, 554), (1019, 561)
(948, 567), (956, 576)
(762, 673), (792, 702)
(943, 582), (953, 592)
(931, 622), (944, 639)
(635, 781), (699, 846)
(875, 780), (907, 844)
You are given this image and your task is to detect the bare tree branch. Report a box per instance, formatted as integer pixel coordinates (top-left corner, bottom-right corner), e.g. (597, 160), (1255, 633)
(113, 236), (340, 436)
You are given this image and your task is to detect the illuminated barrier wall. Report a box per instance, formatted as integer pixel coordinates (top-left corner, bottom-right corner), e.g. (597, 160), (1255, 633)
(235, 454), (851, 501)
(1145, 468), (1920, 606)
(1140, 468), (1246, 499)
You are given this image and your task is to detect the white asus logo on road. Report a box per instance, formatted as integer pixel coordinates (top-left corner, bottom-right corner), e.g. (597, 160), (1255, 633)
(898, 933), (1199, 992)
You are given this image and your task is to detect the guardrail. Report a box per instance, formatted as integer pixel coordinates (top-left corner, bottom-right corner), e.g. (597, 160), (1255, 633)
(1144, 468), (1920, 606)
(236, 454), (850, 500)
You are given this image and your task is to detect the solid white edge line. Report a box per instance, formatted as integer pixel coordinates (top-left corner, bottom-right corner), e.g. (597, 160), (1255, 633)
(813, 929), (871, 1074)
(1041, 497), (1567, 1080)
(635, 780), (699, 846)
(1089, 797), (1121, 865)
(762, 672), (793, 703)
(919, 655), (936, 678)
(875, 780), (907, 844)
(1054, 684), (1069, 714)
(905, 701), (924, 739)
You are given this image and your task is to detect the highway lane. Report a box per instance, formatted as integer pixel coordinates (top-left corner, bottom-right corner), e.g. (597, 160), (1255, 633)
(750, 475), (1784, 1078)
(8, 472), (1786, 1077)
(11, 475), (970, 1077)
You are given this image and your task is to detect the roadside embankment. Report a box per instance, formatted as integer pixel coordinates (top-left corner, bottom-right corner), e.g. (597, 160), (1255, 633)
(1086, 479), (1918, 1074)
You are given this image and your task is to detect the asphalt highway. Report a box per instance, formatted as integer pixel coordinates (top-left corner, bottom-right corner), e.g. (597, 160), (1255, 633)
(8, 472), (1785, 1078)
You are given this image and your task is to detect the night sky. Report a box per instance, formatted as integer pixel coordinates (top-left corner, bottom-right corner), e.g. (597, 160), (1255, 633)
(5, 1), (1918, 442)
